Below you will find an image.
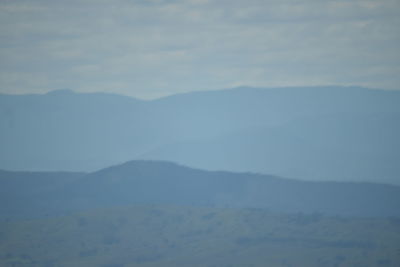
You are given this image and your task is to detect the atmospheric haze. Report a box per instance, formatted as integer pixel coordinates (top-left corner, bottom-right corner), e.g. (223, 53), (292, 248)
(1, 1), (400, 266)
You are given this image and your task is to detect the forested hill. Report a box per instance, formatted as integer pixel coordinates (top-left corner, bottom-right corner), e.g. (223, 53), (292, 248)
(1, 160), (400, 219)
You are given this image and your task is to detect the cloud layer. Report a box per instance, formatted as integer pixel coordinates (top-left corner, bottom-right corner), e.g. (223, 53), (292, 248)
(1, 0), (399, 98)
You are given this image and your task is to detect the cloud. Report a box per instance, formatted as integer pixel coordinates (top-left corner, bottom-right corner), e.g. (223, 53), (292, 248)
(0, 0), (399, 98)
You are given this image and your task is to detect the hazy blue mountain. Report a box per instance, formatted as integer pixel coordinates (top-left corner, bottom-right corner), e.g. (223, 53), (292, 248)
(1, 161), (400, 219)
(1, 86), (399, 184)
(143, 112), (400, 184)
(0, 89), (153, 171)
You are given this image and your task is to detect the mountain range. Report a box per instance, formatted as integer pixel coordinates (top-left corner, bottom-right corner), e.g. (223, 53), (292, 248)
(1, 86), (399, 184)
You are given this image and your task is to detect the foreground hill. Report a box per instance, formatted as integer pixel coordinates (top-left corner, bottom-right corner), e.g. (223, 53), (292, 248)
(1, 205), (399, 267)
(1, 86), (399, 184)
(1, 162), (399, 266)
(1, 161), (400, 219)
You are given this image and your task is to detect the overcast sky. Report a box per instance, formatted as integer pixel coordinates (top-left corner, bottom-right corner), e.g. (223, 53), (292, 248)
(0, 0), (399, 99)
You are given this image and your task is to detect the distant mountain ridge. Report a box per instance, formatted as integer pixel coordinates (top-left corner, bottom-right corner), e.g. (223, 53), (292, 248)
(1, 160), (400, 219)
(1, 86), (399, 184)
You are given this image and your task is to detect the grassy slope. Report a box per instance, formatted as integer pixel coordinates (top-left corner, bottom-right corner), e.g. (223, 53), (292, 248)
(0, 205), (399, 267)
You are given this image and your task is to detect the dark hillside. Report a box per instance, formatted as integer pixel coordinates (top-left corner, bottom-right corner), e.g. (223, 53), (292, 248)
(1, 161), (399, 219)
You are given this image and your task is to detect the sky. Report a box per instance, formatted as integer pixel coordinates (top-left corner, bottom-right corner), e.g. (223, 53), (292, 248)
(0, 0), (399, 99)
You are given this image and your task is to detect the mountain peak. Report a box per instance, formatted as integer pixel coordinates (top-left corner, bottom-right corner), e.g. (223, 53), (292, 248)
(46, 89), (76, 95)
(96, 160), (186, 175)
